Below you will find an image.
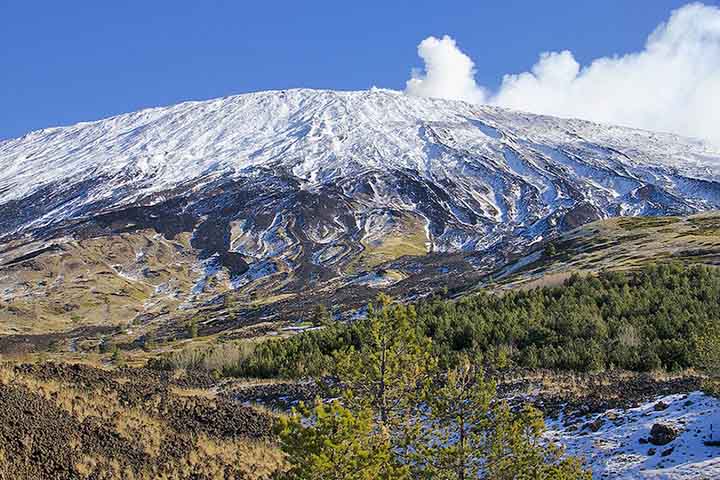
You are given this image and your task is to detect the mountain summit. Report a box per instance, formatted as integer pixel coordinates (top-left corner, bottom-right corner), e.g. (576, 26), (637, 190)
(1, 89), (720, 332)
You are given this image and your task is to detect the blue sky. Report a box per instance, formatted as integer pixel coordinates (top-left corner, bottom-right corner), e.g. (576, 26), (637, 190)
(0, 0), (709, 140)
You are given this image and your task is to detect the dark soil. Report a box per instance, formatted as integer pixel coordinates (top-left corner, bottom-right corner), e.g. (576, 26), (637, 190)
(0, 362), (277, 480)
(224, 380), (319, 410)
(0, 382), (149, 480)
(227, 368), (704, 420)
(0, 326), (118, 355)
(497, 369), (704, 419)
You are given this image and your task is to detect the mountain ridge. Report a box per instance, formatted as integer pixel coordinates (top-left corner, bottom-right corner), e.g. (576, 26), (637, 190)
(2, 88), (720, 338)
(2, 88), (719, 244)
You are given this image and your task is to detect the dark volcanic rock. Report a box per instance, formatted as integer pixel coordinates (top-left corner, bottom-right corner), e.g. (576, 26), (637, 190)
(0, 362), (277, 479)
(650, 423), (679, 446)
(661, 446), (675, 457)
(585, 417), (605, 432)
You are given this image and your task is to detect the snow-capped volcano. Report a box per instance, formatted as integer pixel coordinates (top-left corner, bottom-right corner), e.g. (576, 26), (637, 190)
(2, 88), (719, 245)
(1, 89), (720, 332)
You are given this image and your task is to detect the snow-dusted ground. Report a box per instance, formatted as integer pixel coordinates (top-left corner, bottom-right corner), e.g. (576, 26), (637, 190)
(547, 391), (720, 479)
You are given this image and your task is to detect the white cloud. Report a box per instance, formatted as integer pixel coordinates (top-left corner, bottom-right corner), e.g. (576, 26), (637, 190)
(405, 3), (720, 144)
(405, 35), (487, 104)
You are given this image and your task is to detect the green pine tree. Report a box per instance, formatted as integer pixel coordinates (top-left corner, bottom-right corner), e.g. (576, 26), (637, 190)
(188, 318), (199, 338)
(692, 321), (720, 395)
(276, 296), (591, 480)
(414, 355), (495, 479)
(275, 399), (409, 480)
(484, 402), (589, 479)
(417, 355), (590, 480)
(111, 345), (125, 367)
(333, 293), (436, 427)
(311, 303), (332, 326)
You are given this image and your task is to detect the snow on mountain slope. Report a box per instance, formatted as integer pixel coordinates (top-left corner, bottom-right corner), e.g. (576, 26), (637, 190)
(2, 88), (720, 332)
(548, 391), (720, 479)
(1, 88), (719, 243)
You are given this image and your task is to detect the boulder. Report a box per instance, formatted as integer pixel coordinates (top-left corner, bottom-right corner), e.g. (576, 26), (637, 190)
(585, 417), (605, 432)
(650, 423), (678, 446)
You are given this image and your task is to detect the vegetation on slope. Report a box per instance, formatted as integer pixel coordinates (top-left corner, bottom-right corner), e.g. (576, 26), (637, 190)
(227, 263), (720, 378)
(497, 212), (720, 291)
(275, 295), (589, 479)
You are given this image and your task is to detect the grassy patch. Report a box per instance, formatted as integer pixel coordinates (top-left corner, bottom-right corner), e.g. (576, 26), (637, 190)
(248, 293), (297, 306)
(688, 216), (720, 236)
(352, 215), (429, 270)
(616, 216), (680, 231)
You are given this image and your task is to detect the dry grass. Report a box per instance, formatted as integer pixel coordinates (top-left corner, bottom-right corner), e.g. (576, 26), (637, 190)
(351, 213), (429, 271)
(0, 362), (286, 479)
(0, 364), (16, 385)
(6, 372), (167, 456)
(169, 386), (218, 399)
(162, 340), (256, 373)
(247, 292), (297, 306)
(496, 212), (720, 291)
(504, 368), (702, 399)
(183, 434), (286, 480)
(0, 230), (226, 336)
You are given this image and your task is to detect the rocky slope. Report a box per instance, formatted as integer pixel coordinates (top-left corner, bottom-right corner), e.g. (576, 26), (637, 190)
(2, 89), (720, 339)
(0, 362), (282, 479)
(1, 360), (712, 480)
(547, 391), (720, 479)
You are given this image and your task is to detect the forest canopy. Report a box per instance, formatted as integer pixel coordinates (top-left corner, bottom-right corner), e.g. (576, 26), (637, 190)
(223, 263), (720, 379)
